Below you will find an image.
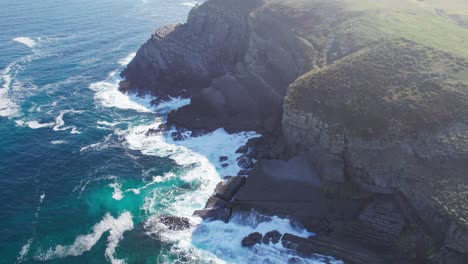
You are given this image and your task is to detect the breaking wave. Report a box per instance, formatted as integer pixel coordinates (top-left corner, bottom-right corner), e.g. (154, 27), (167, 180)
(13, 37), (37, 48)
(36, 212), (134, 264)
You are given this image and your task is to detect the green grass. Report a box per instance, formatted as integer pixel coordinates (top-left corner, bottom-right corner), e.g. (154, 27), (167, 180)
(274, 0), (468, 58)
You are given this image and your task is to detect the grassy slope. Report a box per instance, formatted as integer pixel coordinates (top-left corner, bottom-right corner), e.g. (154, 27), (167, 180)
(274, 0), (468, 58)
(287, 40), (468, 138)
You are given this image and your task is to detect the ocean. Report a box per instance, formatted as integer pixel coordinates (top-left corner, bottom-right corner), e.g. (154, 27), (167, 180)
(0, 0), (339, 263)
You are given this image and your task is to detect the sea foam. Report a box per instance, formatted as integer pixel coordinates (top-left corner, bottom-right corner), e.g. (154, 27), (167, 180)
(0, 63), (20, 117)
(53, 110), (82, 133)
(90, 54), (329, 263)
(13, 37), (37, 48)
(180, 1), (200, 7)
(36, 212), (133, 264)
(17, 238), (33, 263)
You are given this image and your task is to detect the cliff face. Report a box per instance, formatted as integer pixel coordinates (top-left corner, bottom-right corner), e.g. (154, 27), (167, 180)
(121, 0), (315, 133)
(283, 41), (468, 256)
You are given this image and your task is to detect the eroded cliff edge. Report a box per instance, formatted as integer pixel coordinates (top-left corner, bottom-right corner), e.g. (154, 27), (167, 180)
(121, 0), (468, 263)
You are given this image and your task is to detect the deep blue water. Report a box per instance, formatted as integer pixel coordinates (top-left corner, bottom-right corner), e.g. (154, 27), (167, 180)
(0, 1), (339, 263)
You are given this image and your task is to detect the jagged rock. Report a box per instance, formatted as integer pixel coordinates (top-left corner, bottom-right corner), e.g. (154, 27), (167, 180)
(241, 232), (263, 247)
(262, 230), (282, 244)
(121, 0), (315, 133)
(205, 196), (228, 209)
(221, 163), (229, 168)
(193, 208), (232, 223)
(236, 155), (254, 170)
(219, 156), (228, 162)
(159, 215), (192, 231)
(213, 176), (246, 201)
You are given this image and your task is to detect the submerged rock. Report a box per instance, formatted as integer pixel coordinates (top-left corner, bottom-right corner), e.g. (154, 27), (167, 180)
(159, 215), (192, 231)
(241, 232), (263, 247)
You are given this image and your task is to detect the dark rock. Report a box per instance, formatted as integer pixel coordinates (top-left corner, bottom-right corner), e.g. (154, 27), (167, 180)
(159, 215), (192, 231)
(237, 169), (252, 176)
(205, 196), (228, 209)
(281, 234), (385, 264)
(221, 163), (229, 168)
(219, 156), (228, 162)
(263, 230), (282, 244)
(121, 0), (313, 134)
(193, 208), (232, 223)
(236, 155), (254, 170)
(235, 146), (249, 154)
(214, 176), (246, 201)
(288, 257), (301, 263)
(241, 232), (263, 247)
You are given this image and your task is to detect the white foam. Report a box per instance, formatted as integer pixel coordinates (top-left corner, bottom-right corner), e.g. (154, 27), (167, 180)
(80, 134), (112, 152)
(97, 120), (121, 127)
(26, 121), (55, 129)
(51, 140), (66, 145)
(118, 53), (136, 66)
(13, 37), (36, 48)
(35, 192), (46, 218)
(0, 63), (20, 117)
(39, 192), (46, 204)
(109, 182), (124, 201)
(192, 212), (341, 264)
(180, 1), (200, 7)
(89, 53), (158, 113)
(154, 97), (191, 114)
(121, 115), (272, 262)
(90, 79), (154, 113)
(17, 238), (33, 263)
(36, 212), (133, 264)
(52, 110), (82, 134)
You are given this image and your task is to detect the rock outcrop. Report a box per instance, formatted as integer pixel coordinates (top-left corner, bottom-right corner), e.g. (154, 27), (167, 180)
(121, 0), (315, 133)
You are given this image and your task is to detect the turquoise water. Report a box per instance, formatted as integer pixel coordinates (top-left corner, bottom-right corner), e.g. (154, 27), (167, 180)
(0, 1), (339, 263)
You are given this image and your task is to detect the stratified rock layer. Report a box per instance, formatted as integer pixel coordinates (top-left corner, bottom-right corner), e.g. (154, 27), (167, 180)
(283, 40), (468, 257)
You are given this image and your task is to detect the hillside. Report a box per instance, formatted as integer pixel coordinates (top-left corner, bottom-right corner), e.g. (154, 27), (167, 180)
(281, 0), (468, 262)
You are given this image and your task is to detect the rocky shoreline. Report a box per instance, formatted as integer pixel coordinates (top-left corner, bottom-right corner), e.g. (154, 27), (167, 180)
(123, 0), (468, 263)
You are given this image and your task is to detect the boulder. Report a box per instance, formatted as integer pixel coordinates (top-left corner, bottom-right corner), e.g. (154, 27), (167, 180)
(263, 230), (282, 244)
(241, 232), (263, 247)
(193, 208), (232, 223)
(219, 156), (228, 162)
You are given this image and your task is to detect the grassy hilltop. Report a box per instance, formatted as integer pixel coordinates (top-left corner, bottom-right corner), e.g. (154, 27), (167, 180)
(282, 0), (468, 127)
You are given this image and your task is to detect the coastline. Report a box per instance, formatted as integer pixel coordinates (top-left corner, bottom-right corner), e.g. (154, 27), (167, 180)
(119, 0), (468, 263)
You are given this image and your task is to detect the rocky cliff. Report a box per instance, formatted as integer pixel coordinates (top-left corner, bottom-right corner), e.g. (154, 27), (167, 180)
(283, 40), (468, 261)
(121, 0), (315, 133)
(122, 0), (468, 262)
